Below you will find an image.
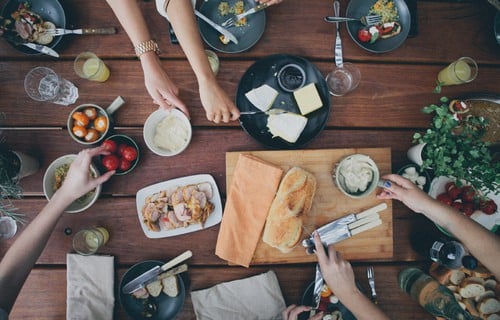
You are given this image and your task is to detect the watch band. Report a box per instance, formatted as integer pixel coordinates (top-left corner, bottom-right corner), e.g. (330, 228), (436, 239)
(134, 39), (160, 57)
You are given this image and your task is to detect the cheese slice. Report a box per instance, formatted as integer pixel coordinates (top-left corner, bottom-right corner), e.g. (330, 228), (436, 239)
(293, 83), (323, 115)
(245, 84), (279, 112)
(267, 113), (308, 143)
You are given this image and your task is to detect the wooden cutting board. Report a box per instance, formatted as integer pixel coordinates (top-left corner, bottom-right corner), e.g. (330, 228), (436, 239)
(226, 148), (393, 265)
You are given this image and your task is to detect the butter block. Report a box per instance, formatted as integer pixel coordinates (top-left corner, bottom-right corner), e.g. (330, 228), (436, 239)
(293, 83), (323, 115)
(245, 84), (279, 112)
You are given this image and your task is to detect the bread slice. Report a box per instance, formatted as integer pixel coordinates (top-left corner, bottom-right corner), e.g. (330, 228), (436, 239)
(262, 167), (317, 253)
(478, 298), (500, 315)
(162, 275), (179, 297)
(484, 279), (498, 291)
(450, 269), (466, 286)
(485, 313), (500, 320)
(146, 280), (163, 297)
(475, 290), (496, 303)
(132, 287), (150, 299)
(459, 282), (486, 299)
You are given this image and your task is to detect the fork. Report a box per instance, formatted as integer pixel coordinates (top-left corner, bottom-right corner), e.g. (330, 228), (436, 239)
(221, 3), (268, 28)
(367, 266), (378, 304)
(324, 15), (381, 26)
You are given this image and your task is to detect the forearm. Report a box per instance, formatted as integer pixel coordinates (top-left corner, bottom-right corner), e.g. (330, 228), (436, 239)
(167, 0), (215, 83)
(106, 0), (152, 45)
(340, 290), (389, 320)
(421, 200), (500, 278)
(0, 191), (72, 312)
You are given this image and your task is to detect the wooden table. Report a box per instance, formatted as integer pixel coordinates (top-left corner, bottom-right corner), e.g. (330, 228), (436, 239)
(0, 0), (498, 318)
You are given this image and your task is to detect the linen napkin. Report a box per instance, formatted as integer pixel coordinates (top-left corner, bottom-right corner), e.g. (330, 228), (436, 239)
(216, 154), (283, 267)
(191, 270), (286, 320)
(66, 254), (114, 320)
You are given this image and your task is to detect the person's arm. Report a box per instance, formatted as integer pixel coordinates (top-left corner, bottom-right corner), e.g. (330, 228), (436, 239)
(378, 174), (500, 279)
(313, 232), (390, 320)
(257, 0), (284, 6)
(105, 0), (188, 115)
(166, 0), (239, 123)
(0, 147), (114, 313)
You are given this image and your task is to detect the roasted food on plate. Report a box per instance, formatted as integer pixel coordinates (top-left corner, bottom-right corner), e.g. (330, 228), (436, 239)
(357, 0), (401, 44)
(141, 182), (215, 232)
(4, 2), (56, 45)
(262, 167), (317, 253)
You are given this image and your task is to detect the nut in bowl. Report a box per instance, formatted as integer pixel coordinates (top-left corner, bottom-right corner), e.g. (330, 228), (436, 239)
(43, 154), (101, 213)
(99, 134), (140, 175)
(334, 154), (380, 198)
(143, 109), (192, 157)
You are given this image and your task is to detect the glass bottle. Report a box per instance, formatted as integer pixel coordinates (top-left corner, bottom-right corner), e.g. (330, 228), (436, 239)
(398, 267), (479, 320)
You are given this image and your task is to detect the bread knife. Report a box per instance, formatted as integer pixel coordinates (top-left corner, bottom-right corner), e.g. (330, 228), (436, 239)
(122, 250), (192, 294)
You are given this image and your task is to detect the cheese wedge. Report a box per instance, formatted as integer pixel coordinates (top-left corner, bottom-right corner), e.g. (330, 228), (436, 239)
(293, 83), (323, 115)
(245, 84), (279, 112)
(267, 113), (308, 143)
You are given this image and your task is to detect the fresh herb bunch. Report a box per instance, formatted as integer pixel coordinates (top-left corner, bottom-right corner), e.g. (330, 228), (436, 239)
(413, 96), (499, 196)
(0, 143), (26, 224)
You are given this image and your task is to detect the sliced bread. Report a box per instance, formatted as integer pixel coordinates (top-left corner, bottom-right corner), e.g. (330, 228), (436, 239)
(459, 282), (486, 299)
(146, 280), (163, 297)
(162, 275), (179, 297)
(478, 298), (500, 315)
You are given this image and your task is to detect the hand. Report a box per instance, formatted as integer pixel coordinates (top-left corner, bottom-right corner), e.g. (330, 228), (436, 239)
(198, 80), (240, 123)
(140, 53), (190, 117)
(57, 146), (114, 202)
(282, 304), (323, 320)
(376, 174), (433, 214)
(313, 232), (360, 302)
(257, 0), (284, 6)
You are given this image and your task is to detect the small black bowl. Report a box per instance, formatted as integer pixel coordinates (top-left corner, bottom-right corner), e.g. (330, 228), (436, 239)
(397, 163), (432, 193)
(99, 134), (140, 176)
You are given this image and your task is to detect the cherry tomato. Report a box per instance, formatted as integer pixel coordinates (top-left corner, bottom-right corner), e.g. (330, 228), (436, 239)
(437, 193), (452, 206)
(72, 125), (87, 138)
(480, 199), (497, 215)
(462, 203), (475, 217)
(447, 185), (461, 200)
(117, 143), (128, 156)
(445, 181), (457, 191)
(101, 139), (117, 153)
(461, 186), (476, 203)
(357, 28), (371, 42)
(101, 154), (119, 171)
(119, 158), (132, 172)
(451, 200), (463, 212)
(121, 146), (138, 162)
(84, 128), (100, 142)
(94, 116), (108, 133)
(72, 111), (90, 127)
(83, 107), (98, 120)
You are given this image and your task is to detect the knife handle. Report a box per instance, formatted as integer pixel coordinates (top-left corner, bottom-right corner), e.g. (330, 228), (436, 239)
(82, 27), (116, 35)
(160, 250), (192, 272)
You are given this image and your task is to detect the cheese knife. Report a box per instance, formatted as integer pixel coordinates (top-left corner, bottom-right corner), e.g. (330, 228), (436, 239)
(122, 250), (192, 294)
(194, 9), (238, 44)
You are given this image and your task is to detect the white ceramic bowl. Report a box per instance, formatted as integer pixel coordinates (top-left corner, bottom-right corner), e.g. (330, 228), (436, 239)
(143, 109), (192, 157)
(334, 154), (380, 199)
(43, 154), (101, 213)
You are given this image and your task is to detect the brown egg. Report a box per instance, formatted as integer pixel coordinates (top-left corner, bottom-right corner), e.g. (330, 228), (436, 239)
(72, 125), (87, 138)
(83, 107), (98, 120)
(84, 128), (100, 142)
(72, 111), (90, 127)
(94, 116), (108, 133)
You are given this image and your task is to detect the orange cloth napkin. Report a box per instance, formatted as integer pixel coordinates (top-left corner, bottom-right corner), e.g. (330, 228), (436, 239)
(216, 154), (283, 267)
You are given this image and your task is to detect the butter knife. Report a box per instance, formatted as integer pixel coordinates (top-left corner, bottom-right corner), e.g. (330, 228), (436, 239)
(21, 42), (59, 57)
(194, 9), (238, 44)
(333, 1), (343, 67)
(222, 3), (268, 27)
(50, 27), (116, 36)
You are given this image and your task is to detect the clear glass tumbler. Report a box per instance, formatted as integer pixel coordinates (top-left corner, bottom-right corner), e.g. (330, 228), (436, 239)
(325, 63), (361, 96)
(24, 67), (79, 106)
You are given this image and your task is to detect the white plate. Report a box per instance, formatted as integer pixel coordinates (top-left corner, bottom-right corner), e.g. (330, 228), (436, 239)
(135, 174), (222, 238)
(428, 176), (500, 233)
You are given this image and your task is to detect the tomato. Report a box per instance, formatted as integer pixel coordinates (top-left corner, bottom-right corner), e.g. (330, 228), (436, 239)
(101, 154), (120, 171)
(72, 111), (90, 127)
(462, 203), (475, 217)
(461, 186), (476, 203)
(116, 143), (127, 156)
(451, 200), (463, 212)
(94, 116), (108, 133)
(119, 158), (132, 172)
(445, 181), (457, 191)
(480, 199), (497, 215)
(102, 139), (117, 153)
(437, 193), (452, 206)
(121, 146), (138, 162)
(357, 28), (371, 42)
(447, 186), (461, 200)
(72, 125), (87, 138)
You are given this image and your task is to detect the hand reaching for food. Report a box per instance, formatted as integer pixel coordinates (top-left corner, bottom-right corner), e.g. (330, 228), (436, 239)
(282, 304), (323, 320)
(257, 0), (284, 6)
(198, 79), (240, 123)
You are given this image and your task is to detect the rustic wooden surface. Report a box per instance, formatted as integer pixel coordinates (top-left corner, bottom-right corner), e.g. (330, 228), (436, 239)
(0, 0), (499, 319)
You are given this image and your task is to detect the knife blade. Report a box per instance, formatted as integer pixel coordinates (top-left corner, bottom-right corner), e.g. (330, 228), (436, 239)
(50, 27), (116, 36)
(128, 264), (188, 294)
(302, 203), (387, 253)
(122, 250), (192, 294)
(21, 42), (59, 57)
(312, 263), (323, 309)
(194, 9), (238, 44)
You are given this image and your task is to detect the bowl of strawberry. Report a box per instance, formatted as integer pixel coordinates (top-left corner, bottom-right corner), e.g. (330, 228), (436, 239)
(429, 176), (499, 235)
(100, 134), (139, 175)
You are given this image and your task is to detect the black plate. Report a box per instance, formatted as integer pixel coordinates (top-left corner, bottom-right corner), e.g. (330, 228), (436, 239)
(459, 93), (500, 145)
(299, 281), (357, 320)
(198, 0), (265, 53)
(346, 0), (410, 53)
(1, 0), (65, 55)
(495, 11), (500, 46)
(236, 54), (331, 149)
(119, 260), (186, 320)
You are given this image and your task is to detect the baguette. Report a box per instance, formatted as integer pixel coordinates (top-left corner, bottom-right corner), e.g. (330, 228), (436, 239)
(262, 167), (317, 253)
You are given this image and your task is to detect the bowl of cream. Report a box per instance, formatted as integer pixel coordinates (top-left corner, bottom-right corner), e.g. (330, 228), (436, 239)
(143, 109), (192, 157)
(334, 154), (380, 198)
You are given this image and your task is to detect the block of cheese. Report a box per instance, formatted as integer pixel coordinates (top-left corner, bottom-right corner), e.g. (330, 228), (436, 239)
(267, 112), (308, 144)
(245, 84), (279, 112)
(293, 83), (323, 115)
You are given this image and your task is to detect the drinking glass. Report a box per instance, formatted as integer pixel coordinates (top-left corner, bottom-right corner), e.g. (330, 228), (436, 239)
(325, 63), (361, 96)
(437, 57), (478, 86)
(205, 49), (219, 76)
(0, 216), (17, 240)
(74, 51), (110, 82)
(72, 227), (109, 255)
(24, 67), (79, 106)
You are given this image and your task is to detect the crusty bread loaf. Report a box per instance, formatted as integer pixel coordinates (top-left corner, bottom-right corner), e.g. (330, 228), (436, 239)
(262, 167), (316, 253)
